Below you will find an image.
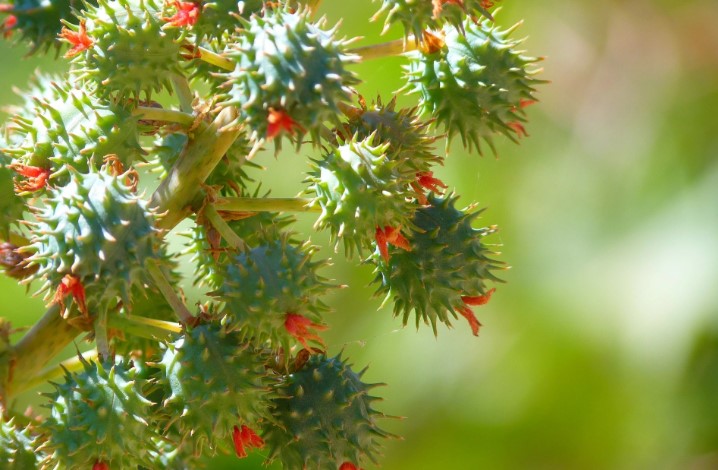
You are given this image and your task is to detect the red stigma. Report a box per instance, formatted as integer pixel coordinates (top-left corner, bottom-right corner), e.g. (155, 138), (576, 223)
(375, 226), (411, 263)
(339, 463), (363, 470)
(519, 99), (537, 108)
(266, 108), (303, 139)
(2, 14), (17, 39)
(59, 20), (93, 58)
(93, 461), (109, 470)
(54, 274), (88, 317)
(412, 171), (447, 204)
(9, 164), (50, 192)
(163, 1), (200, 27)
(507, 121), (528, 137)
(284, 313), (327, 351)
(232, 424), (265, 458)
(457, 288), (496, 336)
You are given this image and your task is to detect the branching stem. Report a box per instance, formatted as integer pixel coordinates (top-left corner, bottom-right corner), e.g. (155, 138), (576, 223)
(197, 46), (236, 71)
(146, 261), (195, 325)
(13, 349), (99, 395)
(213, 197), (319, 213)
(132, 106), (195, 127)
(170, 74), (195, 113)
(203, 203), (247, 250)
(107, 314), (182, 339)
(350, 38), (419, 60)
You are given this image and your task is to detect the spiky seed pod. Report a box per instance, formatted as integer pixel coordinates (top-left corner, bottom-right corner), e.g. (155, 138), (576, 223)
(211, 234), (332, 351)
(263, 353), (390, 470)
(0, 418), (40, 469)
(0, 0), (81, 54)
(218, 6), (360, 145)
(24, 164), (166, 314)
(404, 17), (542, 153)
(372, 193), (504, 335)
(307, 136), (416, 258)
(158, 322), (271, 456)
(373, 0), (495, 42)
(0, 149), (26, 239)
(66, 0), (184, 99)
(38, 357), (159, 469)
(6, 82), (141, 181)
(337, 95), (442, 174)
(187, 196), (294, 289)
(164, 0), (265, 44)
(3, 72), (64, 147)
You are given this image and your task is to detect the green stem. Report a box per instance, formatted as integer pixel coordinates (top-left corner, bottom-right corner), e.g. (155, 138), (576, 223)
(203, 203), (246, 250)
(94, 308), (110, 361)
(13, 349), (98, 395)
(350, 38), (418, 61)
(7, 305), (80, 397)
(213, 197), (320, 213)
(132, 106), (195, 127)
(170, 74), (195, 114)
(146, 261), (195, 325)
(150, 106), (241, 231)
(197, 46), (235, 71)
(107, 314), (181, 339)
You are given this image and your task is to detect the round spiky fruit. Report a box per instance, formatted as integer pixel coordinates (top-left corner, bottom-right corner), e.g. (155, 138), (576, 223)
(0, 417), (39, 469)
(373, 0), (496, 42)
(158, 322), (270, 456)
(24, 163), (166, 315)
(337, 95), (441, 174)
(373, 193), (504, 335)
(218, 6), (360, 145)
(6, 82), (141, 184)
(404, 17), (542, 153)
(212, 234), (331, 352)
(0, 0), (82, 54)
(263, 353), (390, 470)
(308, 136), (416, 258)
(38, 357), (158, 469)
(162, 0), (264, 43)
(64, 0), (184, 99)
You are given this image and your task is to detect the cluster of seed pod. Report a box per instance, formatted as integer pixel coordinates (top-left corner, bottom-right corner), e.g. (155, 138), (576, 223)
(0, 0), (543, 468)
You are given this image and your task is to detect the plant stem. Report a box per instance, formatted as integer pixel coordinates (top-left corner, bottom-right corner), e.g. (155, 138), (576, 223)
(171, 74), (195, 113)
(13, 349), (98, 395)
(146, 261), (195, 325)
(107, 314), (182, 339)
(350, 38), (418, 60)
(203, 203), (246, 250)
(132, 106), (195, 127)
(197, 46), (235, 71)
(7, 305), (80, 397)
(151, 106), (241, 231)
(94, 308), (110, 361)
(213, 197), (320, 213)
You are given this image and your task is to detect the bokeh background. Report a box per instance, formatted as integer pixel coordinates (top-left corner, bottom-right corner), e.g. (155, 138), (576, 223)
(2, 0), (718, 468)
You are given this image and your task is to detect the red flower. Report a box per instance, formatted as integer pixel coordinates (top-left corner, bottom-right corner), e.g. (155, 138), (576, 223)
(163, 1), (200, 28)
(375, 226), (411, 263)
(284, 313), (327, 351)
(266, 108), (303, 139)
(93, 461), (109, 470)
(412, 171), (447, 204)
(457, 288), (496, 336)
(507, 121), (528, 137)
(339, 463), (363, 470)
(9, 164), (50, 192)
(232, 424), (264, 458)
(2, 14), (17, 39)
(54, 274), (88, 317)
(59, 20), (93, 58)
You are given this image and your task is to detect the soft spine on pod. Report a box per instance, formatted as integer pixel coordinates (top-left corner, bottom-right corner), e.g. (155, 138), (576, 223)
(373, 193), (504, 336)
(217, 6), (360, 145)
(23, 163), (166, 316)
(404, 16), (542, 153)
(263, 353), (391, 470)
(62, 0), (184, 99)
(157, 322), (270, 457)
(37, 357), (159, 469)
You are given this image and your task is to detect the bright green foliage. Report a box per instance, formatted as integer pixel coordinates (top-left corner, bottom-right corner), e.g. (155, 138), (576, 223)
(158, 322), (271, 456)
(0, 418), (39, 469)
(308, 136), (416, 258)
(373, 0), (494, 41)
(67, 0), (183, 99)
(373, 193), (504, 334)
(264, 353), (390, 469)
(212, 234), (332, 351)
(25, 164), (166, 313)
(405, 17), (542, 153)
(0, 0), (84, 53)
(38, 357), (158, 469)
(5, 82), (140, 180)
(218, 6), (359, 144)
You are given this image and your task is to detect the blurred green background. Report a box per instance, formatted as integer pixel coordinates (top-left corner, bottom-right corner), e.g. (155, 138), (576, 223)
(2, 0), (718, 468)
